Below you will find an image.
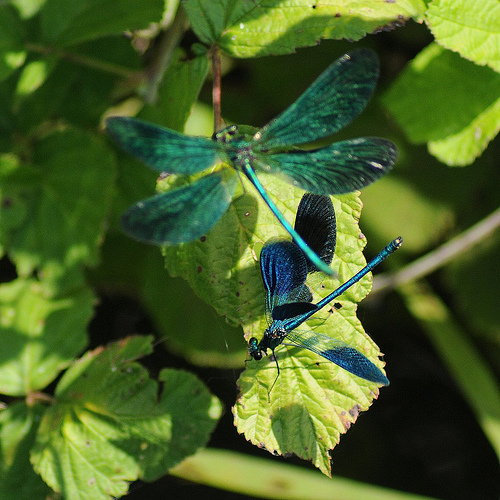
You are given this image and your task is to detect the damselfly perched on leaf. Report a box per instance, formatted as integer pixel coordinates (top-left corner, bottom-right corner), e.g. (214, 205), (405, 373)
(249, 192), (402, 387)
(106, 49), (396, 275)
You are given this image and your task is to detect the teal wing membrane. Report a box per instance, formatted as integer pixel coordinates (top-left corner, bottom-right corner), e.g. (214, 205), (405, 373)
(121, 172), (238, 244)
(106, 117), (226, 174)
(259, 137), (397, 194)
(254, 49), (379, 148)
(285, 330), (389, 385)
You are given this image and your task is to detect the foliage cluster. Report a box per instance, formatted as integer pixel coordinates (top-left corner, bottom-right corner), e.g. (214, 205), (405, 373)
(0, 0), (499, 498)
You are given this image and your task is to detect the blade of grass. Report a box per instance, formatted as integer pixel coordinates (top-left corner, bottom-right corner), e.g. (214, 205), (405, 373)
(171, 448), (438, 500)
(400, 281), (500, 461)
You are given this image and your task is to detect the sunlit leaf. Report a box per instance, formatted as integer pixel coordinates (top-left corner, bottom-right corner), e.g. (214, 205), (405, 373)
(427, 0), (500, 73)
(384, 44), (500, 166)
(233, 194), (389, 476)
(183, 0), (425, 57)
(31, 337), (222, 498)
(2, 128), (116, 286)
(0, 278), (93, 395)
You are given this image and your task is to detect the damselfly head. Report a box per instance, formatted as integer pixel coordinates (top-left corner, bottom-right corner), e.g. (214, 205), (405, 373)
(248, 337), (263, 360)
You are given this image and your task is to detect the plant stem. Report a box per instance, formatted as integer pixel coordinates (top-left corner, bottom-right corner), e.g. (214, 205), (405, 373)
(24, 42), (135, 79)
(372, 205), (500, 295)
(143, 5), (188, 103)
(212, 45), (222, 132)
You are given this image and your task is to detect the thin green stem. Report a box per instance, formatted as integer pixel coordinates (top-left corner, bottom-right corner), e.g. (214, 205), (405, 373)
(372, 205), (500, 295)
(143, 5), (188, 103)
(25, 42), (136, 79)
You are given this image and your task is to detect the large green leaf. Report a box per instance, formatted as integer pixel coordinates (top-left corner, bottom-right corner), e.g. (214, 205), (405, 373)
(0, 402), (51, 500)
(31, 336), (222, 499)
(40, 0), (164, 46)
(0, 278), (93, 395)
(2, 128), (116, 286)
(427, 0), (500, 73)
(161, 176), (389, 475)
(183, 0), (426, 57)
(384, 44), (500, 166)
(232, 194), (389, 476)
(163, 174), (312, 331)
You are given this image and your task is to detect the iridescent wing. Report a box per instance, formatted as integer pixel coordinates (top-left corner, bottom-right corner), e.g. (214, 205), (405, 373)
(254, 49), (379, 149)
(260, 241), (310, 322)
(257, 137), (397, 195)
(285, 330), (389, 385)
(294, 193), (336, 272)
(121, 171), (238, 244)
(106, 117), (227, 174)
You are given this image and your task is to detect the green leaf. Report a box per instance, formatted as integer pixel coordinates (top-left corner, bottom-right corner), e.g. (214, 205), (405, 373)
(0, 278), (93, 395)
(183, 0), (425, 57)
(2, 128), (116, 285)
(162, 174), (311, 330)
(31, 337), (222, 499)
(40, 0), (164, 46)
(427, 0), (500, 73)
(384, 43), (500, 166)
(140, 50), (210, 132)
(400, 282), (500, 462)
(0, 402), (51, 500)
(57, 37), (142, 125)
(232, 194), (388, 477)
(14, 39), (140, 128)
(0, 5), (26, 82)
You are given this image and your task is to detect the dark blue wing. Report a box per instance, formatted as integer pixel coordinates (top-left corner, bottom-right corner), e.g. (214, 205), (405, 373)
(259, 137), (396, 195)
(260, 241), (310, 318)
(106, 117), (227, 174)
(272, 302), (318, 321)
(285, 330), (389, 385)
(294, 193), (336, 272)
(121, 171), (238, 244)
(254, 49), (379, 149)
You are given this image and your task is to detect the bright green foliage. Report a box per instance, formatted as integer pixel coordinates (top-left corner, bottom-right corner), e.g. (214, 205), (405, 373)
(427, 0), (500, 73)
(233, 194), (386, 476)
(30, 337), (222, 499)
(0, 278), (93, 395)
(183, 0), (426, 57)
(0, 0), (498, 496)
(384, 43), (500, 166)
(1, 129), (116, 287)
